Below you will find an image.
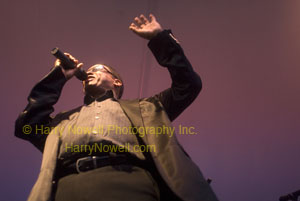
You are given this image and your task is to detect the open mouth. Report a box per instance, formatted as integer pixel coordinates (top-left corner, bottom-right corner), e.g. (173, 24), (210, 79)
(86, 76), (95, 81)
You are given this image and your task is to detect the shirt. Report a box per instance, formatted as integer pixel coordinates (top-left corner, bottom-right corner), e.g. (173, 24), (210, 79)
(58, 97), (146, 160)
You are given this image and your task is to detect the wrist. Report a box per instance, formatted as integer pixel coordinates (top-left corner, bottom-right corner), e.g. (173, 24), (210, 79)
(151, 28), (163, 39)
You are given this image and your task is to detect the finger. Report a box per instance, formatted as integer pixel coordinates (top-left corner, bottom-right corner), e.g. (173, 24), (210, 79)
(134, 17), (143, 27)
(129, 23), (138, 28)
(65, 53), (78, 64)
(140, 14), (149, 24)
(71, 58), (78, 64)
(129, 23), (139, 31)
(55, 59), (61, 66)
(129, 26), (140, 35)
(149, 14), (156, 22)
(64, 53), (73, 60)
(64, 53), (74, 60)
(77, 63), (84, 69)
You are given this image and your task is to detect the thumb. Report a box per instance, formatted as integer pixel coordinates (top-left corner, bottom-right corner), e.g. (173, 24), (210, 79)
(77, 63), (84, 68)
(75, 63), (84, 71)
(74, 63), (84, 74)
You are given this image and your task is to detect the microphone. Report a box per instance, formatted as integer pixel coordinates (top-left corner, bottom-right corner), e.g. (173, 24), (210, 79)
(51, 47), (87, 81)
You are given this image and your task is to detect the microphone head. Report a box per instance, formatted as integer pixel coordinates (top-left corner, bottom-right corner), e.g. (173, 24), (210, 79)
(51, 47), (59, 55)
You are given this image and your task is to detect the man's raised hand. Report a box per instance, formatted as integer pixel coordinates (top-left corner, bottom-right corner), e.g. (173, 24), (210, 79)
(129, 14), (163, 40)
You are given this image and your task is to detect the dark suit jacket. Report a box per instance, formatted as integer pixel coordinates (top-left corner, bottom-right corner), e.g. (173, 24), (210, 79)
(15, 30), (218, 201)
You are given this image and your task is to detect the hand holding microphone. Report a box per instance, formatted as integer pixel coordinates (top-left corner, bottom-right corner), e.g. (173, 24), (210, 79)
(51, 48), (87, 81)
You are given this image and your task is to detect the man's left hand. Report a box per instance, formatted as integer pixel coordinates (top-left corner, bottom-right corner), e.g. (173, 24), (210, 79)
(129, 14), (163, 40)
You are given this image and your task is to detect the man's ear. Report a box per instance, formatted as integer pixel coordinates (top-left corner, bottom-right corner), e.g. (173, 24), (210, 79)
(113, 79), (122, 87)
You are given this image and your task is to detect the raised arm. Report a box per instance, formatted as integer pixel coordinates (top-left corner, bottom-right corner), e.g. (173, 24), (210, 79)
(129, 14), (202, 121)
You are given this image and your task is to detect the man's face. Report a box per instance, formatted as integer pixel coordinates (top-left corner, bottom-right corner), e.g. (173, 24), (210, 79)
(83, 64), (119, 97)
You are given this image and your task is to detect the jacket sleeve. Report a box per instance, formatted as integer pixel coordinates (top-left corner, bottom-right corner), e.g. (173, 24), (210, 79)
(148, 30), (202, 121)
(14, 66), (67, 151)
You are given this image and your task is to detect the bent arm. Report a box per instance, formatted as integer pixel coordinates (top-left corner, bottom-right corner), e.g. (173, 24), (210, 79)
(148, 30), (202, 121)
(14, 66), (67, 151)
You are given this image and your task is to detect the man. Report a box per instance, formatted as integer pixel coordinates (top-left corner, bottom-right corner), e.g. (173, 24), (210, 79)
(15, 14), (218, 201)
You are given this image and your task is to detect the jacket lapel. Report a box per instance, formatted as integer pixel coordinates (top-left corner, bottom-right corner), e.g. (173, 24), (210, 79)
(118, 99), (144, 128)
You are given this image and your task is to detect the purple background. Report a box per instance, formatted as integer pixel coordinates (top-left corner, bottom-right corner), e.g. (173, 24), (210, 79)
(1, 1), (300, 201)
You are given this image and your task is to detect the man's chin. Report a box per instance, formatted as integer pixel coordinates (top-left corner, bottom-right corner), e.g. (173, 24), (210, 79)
(85, 80), (97, 85)
(84, 85), (105, 97)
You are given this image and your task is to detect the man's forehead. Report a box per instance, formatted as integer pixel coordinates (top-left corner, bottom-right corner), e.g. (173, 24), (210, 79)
(88, 64), (106, 71)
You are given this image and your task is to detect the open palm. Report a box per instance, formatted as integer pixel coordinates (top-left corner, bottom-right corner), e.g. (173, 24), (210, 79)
(129, 14), (163, 40)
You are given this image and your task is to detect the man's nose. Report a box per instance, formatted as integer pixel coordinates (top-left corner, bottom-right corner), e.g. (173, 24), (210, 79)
(87, 71), (95, 76)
